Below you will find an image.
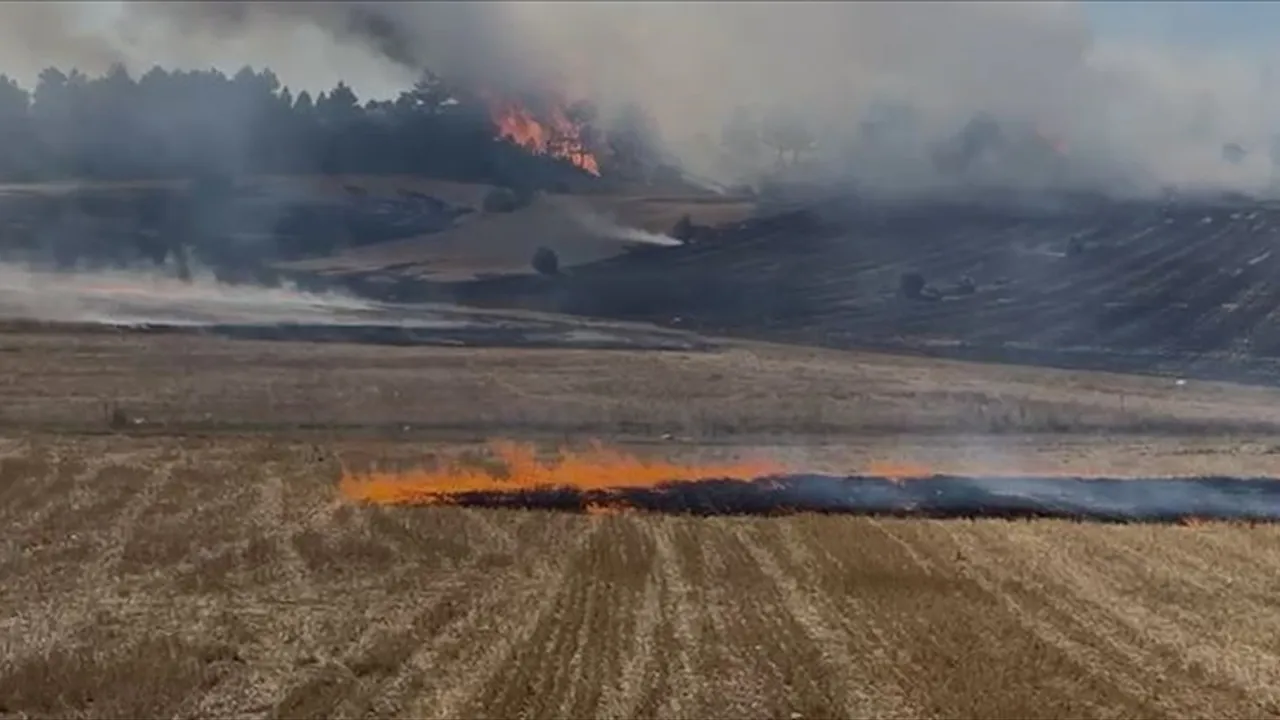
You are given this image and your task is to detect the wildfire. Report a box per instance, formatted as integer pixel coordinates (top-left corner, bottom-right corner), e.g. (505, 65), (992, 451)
(487, 95), (601, 176)
(340, 440), (782, 506)
(336, 443), (1280, 524)
(865, 460), (936, 481)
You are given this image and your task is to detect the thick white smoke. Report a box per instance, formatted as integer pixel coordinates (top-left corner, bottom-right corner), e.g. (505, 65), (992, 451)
(0, 1), (1275, 195)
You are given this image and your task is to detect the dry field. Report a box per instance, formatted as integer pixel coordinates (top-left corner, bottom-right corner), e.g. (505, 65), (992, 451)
(2, 327), (1280, 718)
(280, 176), (756, 280)
(0, 174), (756, 282)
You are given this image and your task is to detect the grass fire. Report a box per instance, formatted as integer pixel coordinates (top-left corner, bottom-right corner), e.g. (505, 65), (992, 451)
(339, 440), (783, 505)
(6, 16), (1280, 715)
(340, 441), (1280, 524)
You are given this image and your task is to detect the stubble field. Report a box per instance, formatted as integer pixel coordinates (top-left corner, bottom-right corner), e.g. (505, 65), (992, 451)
(2, 327), (1280, 719)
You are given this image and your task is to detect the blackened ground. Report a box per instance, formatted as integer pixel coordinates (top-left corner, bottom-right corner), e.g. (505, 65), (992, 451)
(203, 321), (713, 350)
(381, 195), (1280, 387)
(420, 475), (1280, 523)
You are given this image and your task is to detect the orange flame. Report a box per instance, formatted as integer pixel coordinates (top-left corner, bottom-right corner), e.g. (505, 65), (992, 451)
(864, 460), (936, 481)
(488, 96), (601, 176)
(340, 441), (782, 506)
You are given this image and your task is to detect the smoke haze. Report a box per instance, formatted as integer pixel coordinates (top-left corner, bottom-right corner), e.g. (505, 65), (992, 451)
(0, 262), (384, 327)
(0, 1), (1276, 194)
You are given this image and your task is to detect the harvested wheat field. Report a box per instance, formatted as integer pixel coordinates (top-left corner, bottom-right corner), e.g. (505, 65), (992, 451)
(2, 328), (1280, 719)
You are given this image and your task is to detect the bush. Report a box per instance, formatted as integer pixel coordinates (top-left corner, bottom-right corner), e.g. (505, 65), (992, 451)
(104, 402), (130, 430)
(899, 272), (926, 299)
(671, 214), (696, 241)
(532, 246), (560, 276)
(483, 186), (533, 213)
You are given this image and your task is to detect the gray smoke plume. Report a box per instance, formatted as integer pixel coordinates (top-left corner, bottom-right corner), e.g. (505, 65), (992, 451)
(0, 1), (1276, 196)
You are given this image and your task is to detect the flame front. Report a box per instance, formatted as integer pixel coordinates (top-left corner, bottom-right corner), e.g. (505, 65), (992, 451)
(340, 441), (781, 506)
(489, 98), (601, 176)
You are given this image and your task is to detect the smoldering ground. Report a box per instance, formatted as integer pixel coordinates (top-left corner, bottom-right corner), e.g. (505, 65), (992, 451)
(339, 442), (1280, 524)
(6, 1), (1278, 195)
(347, 473), (1280, 525)
(0, 262), (381, 326)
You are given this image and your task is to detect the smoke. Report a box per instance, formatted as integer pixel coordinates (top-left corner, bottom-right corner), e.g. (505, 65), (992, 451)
(0, 261), (385, 326)
(0, 2), (1276, 195)
(562, 200), (683, 247)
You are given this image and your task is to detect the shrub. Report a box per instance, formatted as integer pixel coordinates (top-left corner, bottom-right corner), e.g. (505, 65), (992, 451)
(670, 214), (696, 241)
(532, 246), (560, 276)
(483, 186), (534, 213)
(483, 187), (520, 213)
(105, 402), (130, 430)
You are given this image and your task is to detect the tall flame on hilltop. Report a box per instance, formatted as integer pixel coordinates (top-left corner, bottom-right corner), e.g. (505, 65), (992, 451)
(487, 94), (601, 176)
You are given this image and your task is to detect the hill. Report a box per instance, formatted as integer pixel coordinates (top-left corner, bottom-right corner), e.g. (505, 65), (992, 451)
(410, 194), (1280, 386)
(279, 178), (755, 281)
(0, 174), (755, 283)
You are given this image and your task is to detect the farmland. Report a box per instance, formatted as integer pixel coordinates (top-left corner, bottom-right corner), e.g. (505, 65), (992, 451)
(2, 327), (1280, 718)
(4, 180), (1280, 718)
(442, 196), (1280, 385)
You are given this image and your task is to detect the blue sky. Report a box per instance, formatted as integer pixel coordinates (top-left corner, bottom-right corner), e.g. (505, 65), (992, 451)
(1085, 1), (1280, 50)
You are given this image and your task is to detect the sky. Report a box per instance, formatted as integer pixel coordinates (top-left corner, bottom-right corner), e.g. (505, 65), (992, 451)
(2, 0), (1279, 192)
(1085, 1), (1280, 50)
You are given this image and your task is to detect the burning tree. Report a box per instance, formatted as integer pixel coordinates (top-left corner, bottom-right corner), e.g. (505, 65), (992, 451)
(485, 91), (602, 176)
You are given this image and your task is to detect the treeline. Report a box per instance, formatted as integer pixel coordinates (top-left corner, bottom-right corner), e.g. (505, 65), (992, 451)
(0, 64), (602, 186)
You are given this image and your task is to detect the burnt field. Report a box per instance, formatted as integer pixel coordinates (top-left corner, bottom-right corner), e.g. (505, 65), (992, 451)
(344, 473), (1280, 525)
(390, 194), (1280, 386)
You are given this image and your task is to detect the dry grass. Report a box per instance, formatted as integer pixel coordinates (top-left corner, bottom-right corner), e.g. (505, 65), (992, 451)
(0, 328), (1279, 442)
(3, 328), (1280, 718)
(1, 436), (1278, 719)
(279, 179), (755, 280)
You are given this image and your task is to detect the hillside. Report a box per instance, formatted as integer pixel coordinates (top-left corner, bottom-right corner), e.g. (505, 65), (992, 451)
(0, 174), (755, 284)
(415, 195), (1280, 385)
(280, 185), (754, 281)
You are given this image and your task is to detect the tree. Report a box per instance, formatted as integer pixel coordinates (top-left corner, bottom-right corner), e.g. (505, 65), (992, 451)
(0, 74), (28, 123)
(760, 112), (815, 167)
(398, 70), (455, 115)
(318, 81), (360, 125)
(0, 61), (599, 188)
(532, 246), (560, 276)
(900, 272), (926, 300)
(294, 90), (314, 114)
